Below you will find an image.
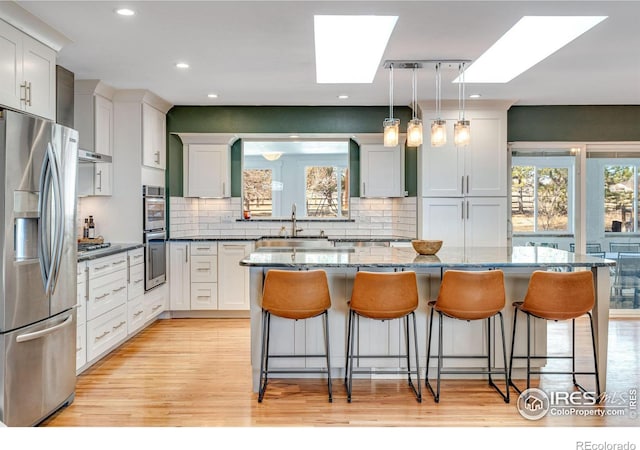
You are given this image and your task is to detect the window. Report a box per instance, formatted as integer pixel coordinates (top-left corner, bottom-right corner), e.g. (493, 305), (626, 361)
(242, 139), (349, 219)
(305, 166), (349, 218)
(243, 169), (273, 217)
(603, 165), (637, 232)
(511, 155), (574, 233)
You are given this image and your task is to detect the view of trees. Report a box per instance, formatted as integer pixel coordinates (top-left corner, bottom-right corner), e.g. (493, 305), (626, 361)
(243, 169), (273, 216)
(305, 166), (348, 217)
(604, 165), (635, 232)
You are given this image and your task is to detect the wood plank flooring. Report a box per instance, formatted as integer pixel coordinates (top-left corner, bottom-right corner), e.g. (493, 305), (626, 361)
(41, 317), (640, 428)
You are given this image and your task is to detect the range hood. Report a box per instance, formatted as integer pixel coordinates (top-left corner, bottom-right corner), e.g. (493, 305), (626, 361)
(78, 148), (112, 163)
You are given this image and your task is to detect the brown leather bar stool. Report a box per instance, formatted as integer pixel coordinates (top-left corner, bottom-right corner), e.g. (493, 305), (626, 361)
(258, 269), (332, 402)
(345, 270), (421, 403)
(508, 270), (600, 399)
(425, 269), (509, 403)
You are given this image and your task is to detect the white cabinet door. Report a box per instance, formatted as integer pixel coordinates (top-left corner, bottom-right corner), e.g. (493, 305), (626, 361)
(190, 283), (218, 310)
(142, 103), (166, 169)
(218, 242), (252, 310)
(169, 242), (191, 311)
(420, 198), (465, 247)
(0, 20), (56, 120)
(420, 110), (507, 198)
(465, 197), (508, 247)
(21, 35), (56, 120)
(0, 20), (22, 111)
(94, 95), (113, 157)
(463, 115), (507, 197)
(360, 144), (403, 197)
(186, 144), (229, 197)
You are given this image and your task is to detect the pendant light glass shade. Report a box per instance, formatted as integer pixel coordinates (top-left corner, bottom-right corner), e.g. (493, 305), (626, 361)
(406, 67), (423, 147)
(262, 152), (282, 161)
(454, 62), (470, 147)
(431, 120), (447, 147)
(454, 120), (470, 146)
(431, 63), (446, 147)
(383, 118), (400, 147)
(407, 118), (423, 147)
(383, 65), (399, 147)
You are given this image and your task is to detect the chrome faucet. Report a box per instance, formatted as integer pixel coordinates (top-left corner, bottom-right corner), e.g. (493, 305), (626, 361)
(291, 203), (303, 237)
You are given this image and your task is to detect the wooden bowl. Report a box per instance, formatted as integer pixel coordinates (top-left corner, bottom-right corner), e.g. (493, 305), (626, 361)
(411, 240), (443, 255)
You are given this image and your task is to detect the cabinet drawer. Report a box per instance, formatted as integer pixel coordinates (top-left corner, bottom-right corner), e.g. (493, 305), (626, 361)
(88, 252), (128, 278)
(128, 263), (145, 300)
(77, 279), (87, 325)
(190, 242), (217, 256)
(86, 304), (127, 362)
(128, 248), (144, 267)
(127, 297), (145, 335)
(190, 283), (218, 310)
(87, 269), (127, 321)
(144, 286), (167, 322)
(76, 323), (86, 371)
(190, 255), (217, 282)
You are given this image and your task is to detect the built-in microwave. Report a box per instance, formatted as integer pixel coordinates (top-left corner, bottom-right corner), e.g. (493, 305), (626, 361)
(142, 185), (165, 231)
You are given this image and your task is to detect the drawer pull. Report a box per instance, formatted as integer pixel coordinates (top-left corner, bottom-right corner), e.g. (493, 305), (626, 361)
(76, 346), (83, 351)
(196, 268), (210, 272)
(113, 321), (126, 330)
(95, 292), (110, 300)
(196, 247), (211, 250)
(152, 304), (162, 311)
(197, 295), (210, 299)
(112, 260), (126, 265)
(95, 331), (110, 340)
(133, 254), (143, 259)
(112, 286), (126, 293)
(134, 278), (144, 284)
(134, 310), (144, 317)
(95, 264), (110, 270)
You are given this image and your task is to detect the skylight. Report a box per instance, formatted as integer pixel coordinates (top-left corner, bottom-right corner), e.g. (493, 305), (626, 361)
(458, 16), (607, 83)
(314, 15), (398, 83)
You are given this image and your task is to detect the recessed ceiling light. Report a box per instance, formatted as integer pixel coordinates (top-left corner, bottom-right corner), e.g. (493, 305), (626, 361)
(314, 15), (398, 83)
(175, 62), (189, 69)
(115, 8), (135, 16)
(469, 94), (482, 99)
(207, 93), (218, 98)
(338, 95), (349, 100)
(457, 15), (607, 83)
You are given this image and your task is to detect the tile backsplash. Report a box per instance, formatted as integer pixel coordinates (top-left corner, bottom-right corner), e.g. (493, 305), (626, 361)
(169, 197), (417, 239)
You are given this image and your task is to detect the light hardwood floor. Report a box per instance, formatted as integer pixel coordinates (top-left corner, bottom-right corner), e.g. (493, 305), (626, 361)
(42, 317), (640, 427)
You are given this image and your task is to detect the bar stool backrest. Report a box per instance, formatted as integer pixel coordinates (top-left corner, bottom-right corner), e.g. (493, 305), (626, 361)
(350, 271), (418, 320)
(262, 269), (331, 319)
(522, 271), (595, 321)
(435, 270), (506, 320)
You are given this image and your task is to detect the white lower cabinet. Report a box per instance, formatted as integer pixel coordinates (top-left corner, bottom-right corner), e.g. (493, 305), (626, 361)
(168, 241), (252, 312)
(77, 246), (162, 373)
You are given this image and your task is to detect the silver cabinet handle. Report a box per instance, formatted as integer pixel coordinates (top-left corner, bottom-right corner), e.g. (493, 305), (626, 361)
(185, 247), (188, 263)
(95, 264), (110, 270)
(112, 321), (126, 330)
(112, 260), (126, 266)
(112, 286), (126, 293)
(152, 304), (162, 311)
(26, 81), (32, 106)
(196, 247), (211, 250)
(154, 151), (160, 164)
(466, 175), (470, 194)
(362, 182), (366, 196)
(126, 255), (130, 283)
(466, 200), (470, 220)
(95, 330), (110, 340)
(196, 267), (209, 272)
(461, 176), (464, 195)
(461, 201), (464, 220)
(95, 292), (110, 300)
(196, 295), (210, 299)
(134, 278), (144, 284)
(20, 82), (28, 103)
(134, 310), (144, 317)
(96, 169), (102, 192)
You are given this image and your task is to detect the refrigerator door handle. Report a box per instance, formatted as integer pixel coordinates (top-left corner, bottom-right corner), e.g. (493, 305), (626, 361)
(48, 143), (65, 295)
(37, 148), (52, 291)
(15, 314), (73, 343)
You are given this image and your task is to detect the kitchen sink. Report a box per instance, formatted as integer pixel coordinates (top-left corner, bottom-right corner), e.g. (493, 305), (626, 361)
(255, 246), (355, 253)
(333, 240), (391, 248)
(255, 237), (334, 249)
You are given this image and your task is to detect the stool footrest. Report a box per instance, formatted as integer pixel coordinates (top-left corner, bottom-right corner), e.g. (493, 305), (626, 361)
(264, 368), (329, 374)
(268, 354), (327, 359)
(437, 369), (508, 375)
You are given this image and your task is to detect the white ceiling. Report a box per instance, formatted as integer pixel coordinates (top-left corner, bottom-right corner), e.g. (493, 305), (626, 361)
(15, 0), (640, 108)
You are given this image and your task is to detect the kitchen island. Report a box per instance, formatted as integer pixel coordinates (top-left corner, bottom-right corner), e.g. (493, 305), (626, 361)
(240, 246), (614, 394)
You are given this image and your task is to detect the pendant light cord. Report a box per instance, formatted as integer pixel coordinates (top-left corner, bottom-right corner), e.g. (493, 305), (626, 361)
(389, 64), (394, 119)
(435, 63), (441, 119)
(458, 62), (466, 121)
(412, 67), (417, 120)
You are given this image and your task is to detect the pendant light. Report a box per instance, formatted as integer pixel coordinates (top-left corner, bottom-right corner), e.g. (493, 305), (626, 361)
(383, 64), (400, 147)
(406, 66), (423, 147)
(454, 62), (471, 147)
(431, 63), (446, 147)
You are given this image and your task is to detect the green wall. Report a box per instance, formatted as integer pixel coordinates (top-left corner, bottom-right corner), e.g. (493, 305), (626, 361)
(508, 105), (640, 142)
(166, 106), (415, 198)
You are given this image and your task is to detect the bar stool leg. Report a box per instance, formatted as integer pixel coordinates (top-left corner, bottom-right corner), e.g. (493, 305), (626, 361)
(588, 312), (602, 401)
(344, 306), (352, 385)
(404, 315), (411, 386)
(508, 306), (519, 394)
(425, 306), (435, 389)
(411, 311), (422, 402)
(526, 312), (532, 391)
(498, 312), (510, 403)
(486, 317), (492, 388)
(323, 310), (333, 403)
(435, 311), (444, 403)
(258, 310), (271, 403)
(572, 318), (577, 387)
(346, 310), (357, 403)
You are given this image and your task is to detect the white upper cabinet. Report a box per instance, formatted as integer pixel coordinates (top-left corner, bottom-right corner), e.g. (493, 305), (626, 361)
(420, 107), (508, 198)
(360, 143), (404, 198)
(142, 103), (166, 170)
(177, 134), (235, 198)
(0, 19), (56, 120)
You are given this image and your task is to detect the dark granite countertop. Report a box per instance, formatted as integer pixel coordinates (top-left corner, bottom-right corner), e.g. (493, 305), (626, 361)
(77, 243), (144, 262)
(239, 246), (615, 269)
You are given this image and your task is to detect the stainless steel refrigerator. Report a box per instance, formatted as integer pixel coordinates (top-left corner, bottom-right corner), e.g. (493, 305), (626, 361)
(0, 109), (78, 426)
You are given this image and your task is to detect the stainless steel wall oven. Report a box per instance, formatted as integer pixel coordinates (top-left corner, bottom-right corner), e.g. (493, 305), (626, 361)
(143, 185), (166, 291)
